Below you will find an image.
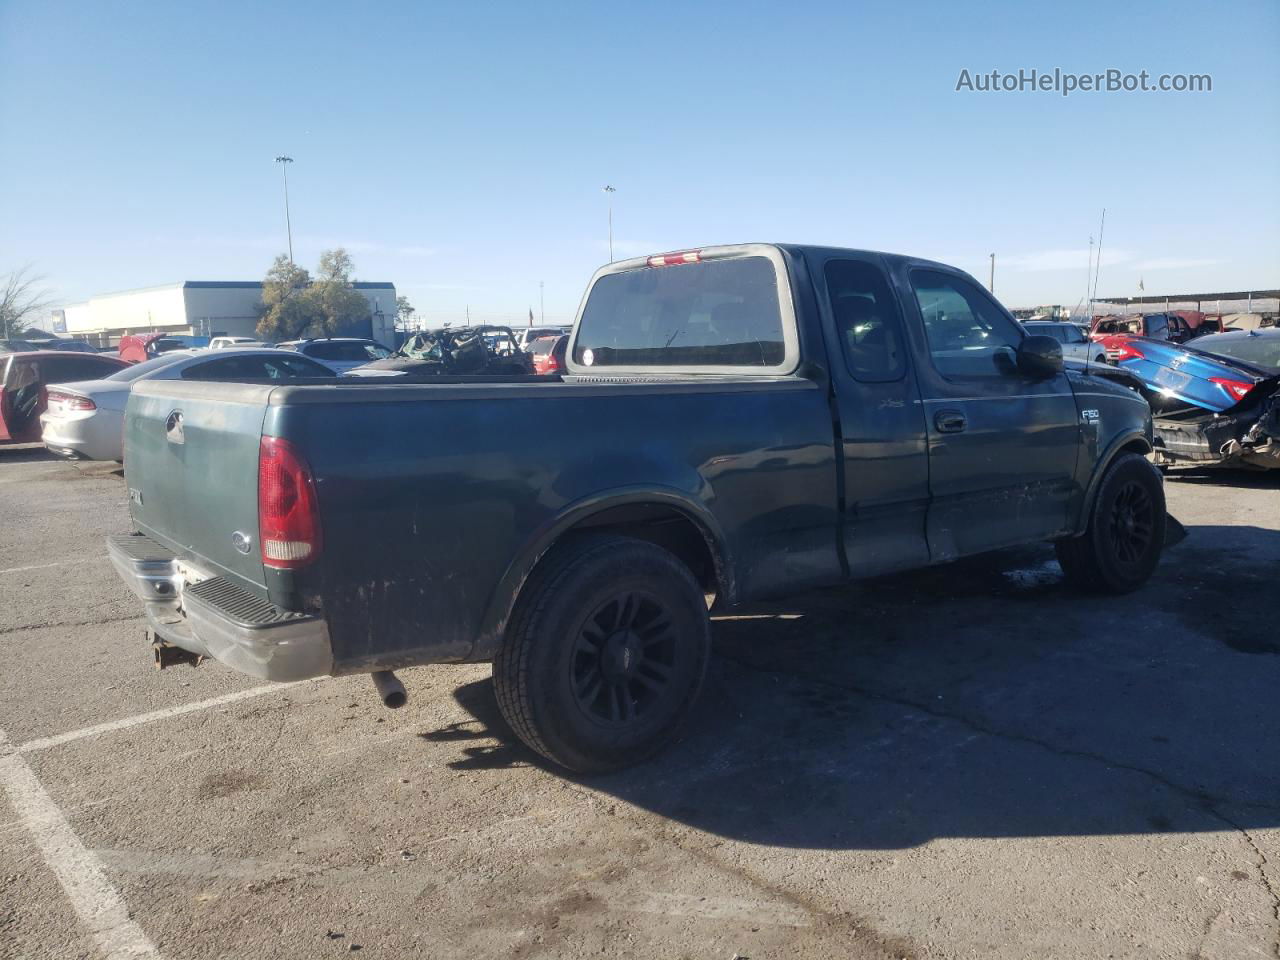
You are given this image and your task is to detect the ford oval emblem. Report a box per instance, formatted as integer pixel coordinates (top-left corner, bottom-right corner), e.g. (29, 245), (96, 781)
(231, 531), (252, 555)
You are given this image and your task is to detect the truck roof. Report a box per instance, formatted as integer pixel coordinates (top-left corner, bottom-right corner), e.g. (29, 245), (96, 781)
(604, 242), (970, 278)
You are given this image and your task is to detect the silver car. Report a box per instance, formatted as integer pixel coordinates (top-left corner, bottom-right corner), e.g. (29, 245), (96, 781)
(277, 337), (394, 374)
(39, 349), (333, 461)
(1023, 321), (1107, 364)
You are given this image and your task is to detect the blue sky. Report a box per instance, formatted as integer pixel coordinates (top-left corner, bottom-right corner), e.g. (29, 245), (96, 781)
(2, 0), (1277, 324)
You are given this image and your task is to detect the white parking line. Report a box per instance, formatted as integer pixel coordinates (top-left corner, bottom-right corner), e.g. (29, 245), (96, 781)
(18, 679), (322, 755)
(0, 728), (161, 959)
(0, 557), (100, 576)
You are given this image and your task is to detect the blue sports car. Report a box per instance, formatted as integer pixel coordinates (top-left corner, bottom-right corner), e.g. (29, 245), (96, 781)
(1115, 328), (1280, 470)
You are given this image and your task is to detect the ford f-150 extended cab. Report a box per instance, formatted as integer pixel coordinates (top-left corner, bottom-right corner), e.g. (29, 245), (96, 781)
(110, 244), (1166, 771)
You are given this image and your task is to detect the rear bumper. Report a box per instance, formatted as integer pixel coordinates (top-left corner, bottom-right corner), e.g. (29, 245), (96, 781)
(106, 534), (333, 681)
(1153, 416), (1280, 471)
(39, 412), (120, 461)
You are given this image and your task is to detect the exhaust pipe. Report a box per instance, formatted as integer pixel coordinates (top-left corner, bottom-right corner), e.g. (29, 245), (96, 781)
(371, 670), (407, 709)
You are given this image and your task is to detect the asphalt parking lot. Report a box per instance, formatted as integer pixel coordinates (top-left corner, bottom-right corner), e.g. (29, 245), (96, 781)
(1, 445), (1277, 960)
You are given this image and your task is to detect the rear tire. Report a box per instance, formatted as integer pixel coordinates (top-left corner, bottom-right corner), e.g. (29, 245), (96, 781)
(493, 535), (711, 773)
(1056, 453), (1166, 594)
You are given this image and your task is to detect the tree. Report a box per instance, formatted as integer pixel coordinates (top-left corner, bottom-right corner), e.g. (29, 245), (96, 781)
(396, 295), (415, 322)
(307, 247), (370, 336)
(256, 255), (317, 342)
(256, 248), (373, 341)
(1, 266), (55, 339)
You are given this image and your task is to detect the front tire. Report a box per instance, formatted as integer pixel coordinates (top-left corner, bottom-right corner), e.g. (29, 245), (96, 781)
(493, 535), (711, 773)
(1056, 452), (1166, 594)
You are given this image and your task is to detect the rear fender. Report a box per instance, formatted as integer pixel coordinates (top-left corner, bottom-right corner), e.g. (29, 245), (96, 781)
(470, 487), (731, 661)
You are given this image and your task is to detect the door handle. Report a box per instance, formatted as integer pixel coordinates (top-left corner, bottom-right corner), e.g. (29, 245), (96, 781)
(934, 409), (967, 433)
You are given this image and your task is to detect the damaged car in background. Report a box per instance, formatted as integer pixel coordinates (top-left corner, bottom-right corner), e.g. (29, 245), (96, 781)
(1113, 329), (1280, 470)
(349, 325), (534, 377)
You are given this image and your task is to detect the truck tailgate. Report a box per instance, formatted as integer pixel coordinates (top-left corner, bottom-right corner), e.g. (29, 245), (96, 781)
(125, 380), (274, 596)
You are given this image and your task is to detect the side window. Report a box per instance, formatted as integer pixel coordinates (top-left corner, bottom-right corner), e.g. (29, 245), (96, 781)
(910, 270), (1024, 378)
(824, 259), (907, 382)
(39, 355), (116, 384)
(307, 341), (369, 362)
(261, 356), (334, 378)
(182, 356), (267, 380)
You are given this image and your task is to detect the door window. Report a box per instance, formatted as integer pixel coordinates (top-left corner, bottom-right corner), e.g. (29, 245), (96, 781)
(39, 355), (121, 383)
(824, 259), (907, 381)
(305, 341), (387, 362)
(182, 354), (335, 380)
(910, 270), (1024, 378)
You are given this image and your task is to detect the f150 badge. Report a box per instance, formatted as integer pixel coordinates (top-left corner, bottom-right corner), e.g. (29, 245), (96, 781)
(1081, 409), (1101, 425)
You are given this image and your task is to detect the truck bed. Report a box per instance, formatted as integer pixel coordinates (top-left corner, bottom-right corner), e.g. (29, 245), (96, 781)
(125, 372), (840, 672)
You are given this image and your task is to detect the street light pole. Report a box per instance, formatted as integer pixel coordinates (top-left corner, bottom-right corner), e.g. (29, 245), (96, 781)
(274, 156), (295, 265)
(602, 185), (616, 262)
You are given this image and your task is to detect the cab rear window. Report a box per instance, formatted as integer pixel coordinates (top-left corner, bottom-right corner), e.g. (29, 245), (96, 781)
(573, 257), (785, 368)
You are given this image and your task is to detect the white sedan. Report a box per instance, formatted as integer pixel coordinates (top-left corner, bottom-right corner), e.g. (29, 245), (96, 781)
(39, 348), (334, 461)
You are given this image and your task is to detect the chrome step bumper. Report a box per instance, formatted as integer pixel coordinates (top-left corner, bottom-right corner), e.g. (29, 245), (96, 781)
(106, 534), (333, 681)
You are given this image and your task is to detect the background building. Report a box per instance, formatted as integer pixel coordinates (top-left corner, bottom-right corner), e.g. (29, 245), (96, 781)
(53, 280), (398, 347)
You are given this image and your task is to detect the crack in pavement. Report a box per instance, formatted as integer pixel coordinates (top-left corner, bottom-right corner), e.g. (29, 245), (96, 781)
(1211, 808), (1280, 959)
(719, 652), (1280, 949)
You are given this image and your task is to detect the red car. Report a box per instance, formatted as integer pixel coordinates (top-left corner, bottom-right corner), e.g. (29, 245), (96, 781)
(118, 332), (193, 364)
(0, 351), (129, 445)
(529, 334), (569, 375)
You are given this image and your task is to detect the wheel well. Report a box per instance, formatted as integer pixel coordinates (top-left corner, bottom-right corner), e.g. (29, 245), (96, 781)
(1119, 437), (1152, 458)
(560, 503), (721, 596)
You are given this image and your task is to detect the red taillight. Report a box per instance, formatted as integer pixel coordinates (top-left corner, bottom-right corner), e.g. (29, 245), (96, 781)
(46, 390), (96, 411)
(258, 436), (322, 569)
(1112, 342), (1145, 361)
(545, 354), (562, 371)
(646, 250), (702, 268)
(1208, 377), (1254, 402)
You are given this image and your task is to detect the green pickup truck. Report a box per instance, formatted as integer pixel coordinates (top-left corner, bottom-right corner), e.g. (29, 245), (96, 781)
(109, 243), (1165, 771)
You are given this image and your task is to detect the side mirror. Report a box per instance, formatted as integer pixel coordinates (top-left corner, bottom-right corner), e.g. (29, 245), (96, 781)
(1016, 335), (1063, 379)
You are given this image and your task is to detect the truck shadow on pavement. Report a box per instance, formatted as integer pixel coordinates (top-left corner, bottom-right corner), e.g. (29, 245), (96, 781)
(428, 523), (1280, 850)
(0, 445), (59, 464)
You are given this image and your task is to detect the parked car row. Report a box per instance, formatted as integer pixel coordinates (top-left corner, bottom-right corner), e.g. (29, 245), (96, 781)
(3, 324), (574, 458)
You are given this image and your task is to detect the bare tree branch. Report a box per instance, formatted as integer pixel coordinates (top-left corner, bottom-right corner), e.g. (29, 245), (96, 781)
(0, 266), (55, 339)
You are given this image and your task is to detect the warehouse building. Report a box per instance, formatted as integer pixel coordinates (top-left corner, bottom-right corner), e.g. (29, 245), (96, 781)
(52, 280), (398, 347)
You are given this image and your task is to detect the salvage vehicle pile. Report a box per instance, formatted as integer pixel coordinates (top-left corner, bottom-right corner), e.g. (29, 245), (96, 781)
(1111, 329), (1280, 470)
